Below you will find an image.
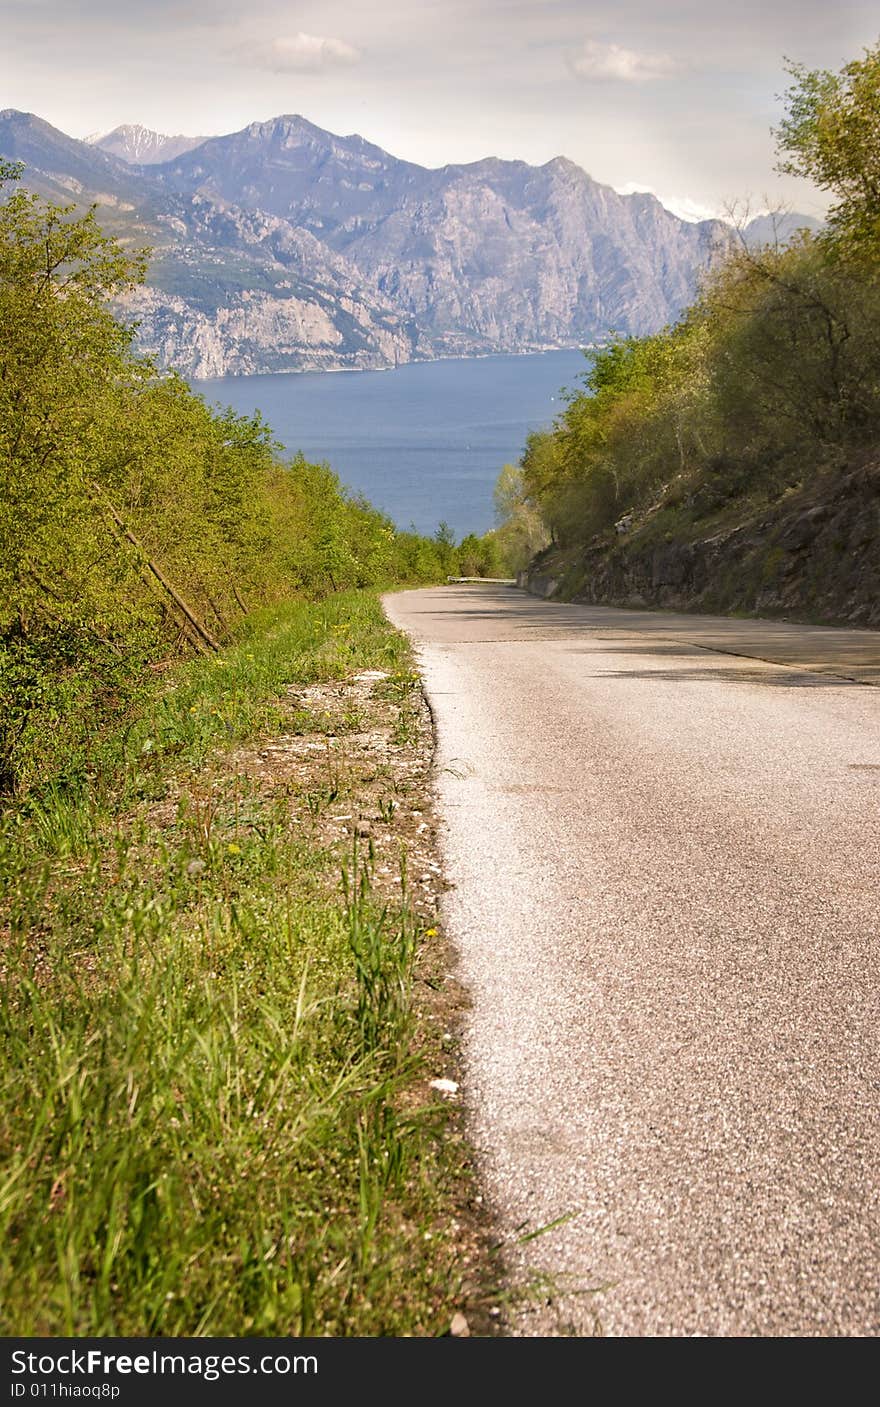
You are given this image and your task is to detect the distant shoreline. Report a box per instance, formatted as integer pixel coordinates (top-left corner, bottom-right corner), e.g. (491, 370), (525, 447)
(192, 343), (598, 385)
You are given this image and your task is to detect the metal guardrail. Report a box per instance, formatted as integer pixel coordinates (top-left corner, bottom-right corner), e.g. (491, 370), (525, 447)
(446, 576), (517, 584)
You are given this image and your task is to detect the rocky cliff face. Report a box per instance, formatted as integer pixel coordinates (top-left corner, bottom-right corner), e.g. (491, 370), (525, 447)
(3, 108), (736, 377)
(521, 461), (880, 628)
(118, 284), (419, 379)
(333, 156), (726, 349)
(153, 116), (733, 357)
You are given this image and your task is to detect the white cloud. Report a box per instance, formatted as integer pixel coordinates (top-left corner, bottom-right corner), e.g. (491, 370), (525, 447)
(244, 32), (361, 73)
(569, 39), (681, 83)
(615, 182), (724, 223)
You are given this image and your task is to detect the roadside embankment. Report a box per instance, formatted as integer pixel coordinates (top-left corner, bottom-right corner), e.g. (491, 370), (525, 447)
(0, 591), (495, 1336)
(520, 459), (880, 629)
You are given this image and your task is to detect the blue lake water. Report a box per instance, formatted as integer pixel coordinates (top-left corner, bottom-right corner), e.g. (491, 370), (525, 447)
(196, 349), (590, 538)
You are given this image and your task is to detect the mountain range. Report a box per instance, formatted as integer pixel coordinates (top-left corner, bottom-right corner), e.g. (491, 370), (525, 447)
(0, 110), (819, 379)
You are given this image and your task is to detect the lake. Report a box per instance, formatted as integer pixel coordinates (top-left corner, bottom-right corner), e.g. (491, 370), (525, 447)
(196, 348), (590, 538)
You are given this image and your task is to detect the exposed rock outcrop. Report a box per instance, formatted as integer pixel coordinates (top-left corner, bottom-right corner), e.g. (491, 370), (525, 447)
(119, 285), (417, 378)
(521, 461), (880, 628)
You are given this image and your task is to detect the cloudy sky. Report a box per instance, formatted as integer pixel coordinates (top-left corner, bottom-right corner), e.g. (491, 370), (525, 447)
(2, 1), (876, 218)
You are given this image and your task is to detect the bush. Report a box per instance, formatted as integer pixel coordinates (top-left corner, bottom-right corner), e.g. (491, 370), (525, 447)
(0, 623), (155, 796)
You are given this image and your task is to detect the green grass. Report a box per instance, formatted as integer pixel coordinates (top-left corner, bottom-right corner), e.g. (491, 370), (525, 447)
(0, 592), (465, 1336)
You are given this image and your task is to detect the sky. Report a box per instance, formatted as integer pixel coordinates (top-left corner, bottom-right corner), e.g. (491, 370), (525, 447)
(1, 1), (877, 219)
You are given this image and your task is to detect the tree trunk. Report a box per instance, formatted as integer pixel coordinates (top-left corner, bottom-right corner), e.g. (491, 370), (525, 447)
(91, 485), (221, 652)
(207, 597), (228, 638)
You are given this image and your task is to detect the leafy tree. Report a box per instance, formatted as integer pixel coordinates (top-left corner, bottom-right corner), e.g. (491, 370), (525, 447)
(0, 164), (148, 633)
(433, 521), (457, 575)
(515, 38), (880, 565)
(776, 42), (880, 249)
(492, 464), (548, 570)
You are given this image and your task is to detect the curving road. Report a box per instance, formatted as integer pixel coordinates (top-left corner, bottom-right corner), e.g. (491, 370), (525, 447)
(384, 584), (880, 1337)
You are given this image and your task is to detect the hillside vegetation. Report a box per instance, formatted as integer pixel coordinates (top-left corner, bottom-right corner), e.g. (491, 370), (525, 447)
(508, 44), (880, 625)
(0, 162), (502, 799)
(0, 168), (498, 1334)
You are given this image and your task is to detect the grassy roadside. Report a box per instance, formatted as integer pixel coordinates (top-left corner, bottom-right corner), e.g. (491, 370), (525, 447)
(0, 591), (491, 1336)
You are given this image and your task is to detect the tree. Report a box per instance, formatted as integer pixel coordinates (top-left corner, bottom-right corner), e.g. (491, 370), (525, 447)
(0, 164), (149, 633)
(433, 522), (457, 575)
(492, 464), (549, 570)
(776, 42), (880, 249)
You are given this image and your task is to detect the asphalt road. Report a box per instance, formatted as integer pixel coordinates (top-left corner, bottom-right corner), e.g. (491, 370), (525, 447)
(383, 585), (880, 1337)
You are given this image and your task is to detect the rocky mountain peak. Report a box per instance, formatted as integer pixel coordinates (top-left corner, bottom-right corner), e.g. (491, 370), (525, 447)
(245, 114), (314, 141)
(543, 155), (586, 177)
(88, 124), (207, 165)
